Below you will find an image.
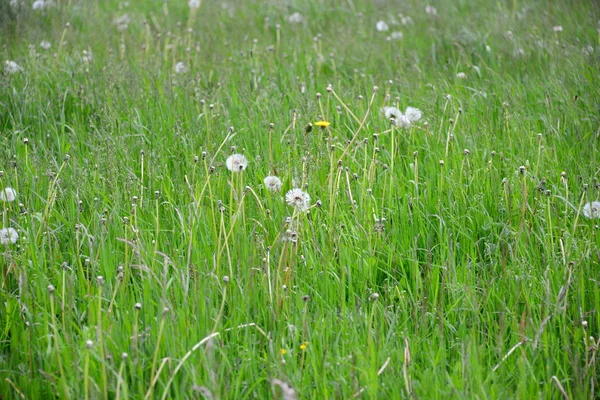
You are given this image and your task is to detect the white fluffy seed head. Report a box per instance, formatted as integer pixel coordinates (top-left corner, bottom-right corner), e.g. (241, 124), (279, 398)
(404, 107), (422, 122)
(285, 188), (311, 212)
(0, 228), (18, 246)
(226, 154), (248, 172)
(583, 201), (600, 219)
(264, 176), (283, 193)
(0, 187), (17, 202)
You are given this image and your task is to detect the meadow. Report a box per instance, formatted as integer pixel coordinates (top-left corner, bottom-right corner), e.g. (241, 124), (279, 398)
(1, 0), (600, 398)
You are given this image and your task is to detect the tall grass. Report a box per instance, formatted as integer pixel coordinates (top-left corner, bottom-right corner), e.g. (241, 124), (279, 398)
(1, 0), (600, 398)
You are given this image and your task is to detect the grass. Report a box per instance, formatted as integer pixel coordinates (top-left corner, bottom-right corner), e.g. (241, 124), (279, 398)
(1, 0), (600, 398)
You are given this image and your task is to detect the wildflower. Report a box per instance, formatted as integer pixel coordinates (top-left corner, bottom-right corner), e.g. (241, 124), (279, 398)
(285, 188), (311, 211)
(425, 5), (437, 16)
(390, 31), (403, 40)
(0, 228), (18, 245)
(279, 349), (288, 356)
(264, 176), (283, 193)
(287, 12), (304, 24)
(299, 342), (308, 351)
(314, 120), (330, 128)
(226, 154), (248, 172)
(583, 201), (600, 219)
(553, 26), (563, 32)
(0, 187), (17, 202)
(456, 72), (467, 79)
(188, 0), (200, 9)
(376, 21), (389, 32)
(40, 40), (51, 50)
(4, 61), (22, 74)
(174, 61), (188, 74)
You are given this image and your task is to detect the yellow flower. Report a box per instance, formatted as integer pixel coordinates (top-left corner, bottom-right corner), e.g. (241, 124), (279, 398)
(280, 349), (288, 356)
(300, 342), (309, 351)
(314, 120), (330, 128)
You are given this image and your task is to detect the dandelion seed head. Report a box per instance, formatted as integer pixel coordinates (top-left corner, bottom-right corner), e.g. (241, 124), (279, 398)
(175, 61), (188, 74)
(395, 114), (412, 129)
(456, 72), (467, 79)
(0, 227), (19, 245)
(0, 187), (17, 202)
(287, 12), (304, 24)
(264, 176), (283, 193)
(285, 188), (310, 211)
(376, 20), (389, 32)
(4, 60), (22, 74)
(40, 40), (51, 50)
(383, 106), (401, 120)
(188, 0), (200, 9)
(404, 107), (422, 122)
(583, 201), (600, 219)
(226, 154), (248, 172)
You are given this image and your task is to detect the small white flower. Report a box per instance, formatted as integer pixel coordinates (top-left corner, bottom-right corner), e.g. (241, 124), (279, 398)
(285, 188), (311, 211)
(287, 12), (304, 24)
(401, 16), (413, 25)
(404, 107), (422, 122)
(264, 176), (283, 193)
(376, 21), (389, 32)
(188, 0), (201, 9)
(174, 61), (188, 74)
(226, 154), (248, 172)
(40, 40), (51, 50)
(0, 187), (17, 202)
(553, 25), (563, 32)
(456, 72), (467, 79)
(4, 61), (22, 74)
(583, 201), (600, 219)
(425, 5), (437, 16)
(485, 45), (491, 53)
(0, 228), (18, 245)
(390, 31), (403, 40)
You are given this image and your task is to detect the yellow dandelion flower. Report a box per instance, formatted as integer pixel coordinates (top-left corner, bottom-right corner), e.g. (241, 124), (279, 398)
(300, 342), (309, 351)
(314, 120), (330, 128)
(280, 349), (288, 356)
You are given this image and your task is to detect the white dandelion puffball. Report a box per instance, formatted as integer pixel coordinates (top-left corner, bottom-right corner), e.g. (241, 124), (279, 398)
(456, 72), (467, 79)
(285, 188), (311, 211)
(583, 201), (600, 219)
(425, 5), (437, 16)
(188, 0), (201, 9)
(404, 107), (422, 122)
(32, 0), (45, 10)
(383, 106), (402, 120)
(0, 187), (17, 202)
(175, 61), (188, 74)
(287, 12), (304, 24)
(40, 40), (51, 50)
(553, 26), (563, 32)
(82, 50), (93, 63)
(376, 20), (389, 32)
(114, 14), (131, 32)
(4, 61), (22, 74)
(226, 154), (248, 172)
(264, 176), (283, 193)
(395, 114), (412, 129)
(0, 228), (19, 245)
(390, 31), (403, 40)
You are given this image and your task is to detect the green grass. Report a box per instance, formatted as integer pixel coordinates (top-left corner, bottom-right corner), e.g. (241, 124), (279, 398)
(1, 0), (600, 398)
